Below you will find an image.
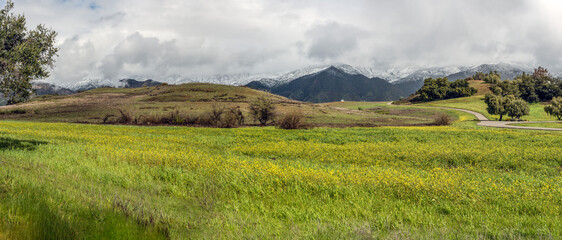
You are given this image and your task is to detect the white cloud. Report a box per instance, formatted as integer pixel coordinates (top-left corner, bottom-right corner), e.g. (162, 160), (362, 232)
(4, 0), (562, 85)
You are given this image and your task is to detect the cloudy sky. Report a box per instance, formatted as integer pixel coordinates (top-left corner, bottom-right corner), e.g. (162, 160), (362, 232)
(7, 0), (562, 85)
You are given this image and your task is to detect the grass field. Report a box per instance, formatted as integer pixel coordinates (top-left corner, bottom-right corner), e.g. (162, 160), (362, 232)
(1, 120), (560, 239)
(0, 83), (451, 127)
(512, 122), (562, 129)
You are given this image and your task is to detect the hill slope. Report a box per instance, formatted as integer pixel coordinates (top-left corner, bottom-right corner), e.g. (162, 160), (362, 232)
(0, 83), (452, 127)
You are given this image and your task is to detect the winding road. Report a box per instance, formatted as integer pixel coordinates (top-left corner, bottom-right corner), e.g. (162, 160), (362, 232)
(388, 102), (562, 131)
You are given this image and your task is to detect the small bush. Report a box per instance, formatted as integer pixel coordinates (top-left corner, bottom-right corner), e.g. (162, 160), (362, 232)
(0, 109), (27, 115)
(116, 110), (133, 124)
(249, 96), (276, 126)
(142, 114), (162, 125)
(166, 110), (185, 125)
(10, 109), (27, 114)
(196, 114), (215, 127)
(433, 113), (452, 126)
(207, 105), (225, 126)
(184, 114), (199, 125)
(102, 114), (115, 124)
(219, 107), (243, 128)
(277, 111), (309, 129)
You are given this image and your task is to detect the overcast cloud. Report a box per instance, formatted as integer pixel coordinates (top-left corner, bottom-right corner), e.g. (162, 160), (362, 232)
(6, 0), (562, 85)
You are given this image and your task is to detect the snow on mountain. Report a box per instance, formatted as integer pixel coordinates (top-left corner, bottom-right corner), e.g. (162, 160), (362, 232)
(51, 62), (555, 92)
(66, 78), (116, 91)
(394, 66), (468, 83)
(445, 63), (534, 81)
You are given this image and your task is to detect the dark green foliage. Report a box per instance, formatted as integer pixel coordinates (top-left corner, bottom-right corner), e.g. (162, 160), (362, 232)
(472, 72), (486, 80)
(0, 1), (58, 104)
(544, 97), (562, 120)
(485, 94), (529, 120)
(485, 93), (510, 121)
(248, 96), (276, 126)
(490, 80), (521, 97)
(506, 98), (530, 119)
(413, 78), (477, 102)
(483, 71), (501, 84)
(0, 108), (26, 115)
(489, 67), (562, 103)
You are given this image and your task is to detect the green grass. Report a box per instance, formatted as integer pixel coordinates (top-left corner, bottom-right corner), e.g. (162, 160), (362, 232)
(511, 122), (562, 129)
(414, 81), (557, 121)
(0, 120), (560, 239)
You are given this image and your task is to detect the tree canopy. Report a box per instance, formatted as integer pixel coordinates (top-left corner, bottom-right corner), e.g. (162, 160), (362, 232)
(488, 67), (562, 103)
(485, 93), (530, 121)
(544, 97), (562, 120)
(413, 77), (477, 102)
(0, 0), (58, 104)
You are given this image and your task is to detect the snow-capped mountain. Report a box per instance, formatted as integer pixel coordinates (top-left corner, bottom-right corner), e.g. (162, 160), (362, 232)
(50, 62), (554, 92)
(445, 63), (534, 81)
(394, 66), (469, 83)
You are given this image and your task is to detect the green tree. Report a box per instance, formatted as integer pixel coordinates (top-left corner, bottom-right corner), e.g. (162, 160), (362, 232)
(506, 98), (530, 120)
(544, 97), (562, 120)
(248, 96), (276, 126)
(0, 0), (58, 104)
(414, 77), (477, 102)
(483, 71), (501, 84)
(484, 93), (510, 121)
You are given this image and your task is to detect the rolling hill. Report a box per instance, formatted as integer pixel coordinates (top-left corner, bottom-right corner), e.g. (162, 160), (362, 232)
(0, 82), (451, 127)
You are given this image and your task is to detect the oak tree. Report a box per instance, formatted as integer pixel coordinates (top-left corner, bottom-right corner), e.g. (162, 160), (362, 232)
(1, 0), (58, 104)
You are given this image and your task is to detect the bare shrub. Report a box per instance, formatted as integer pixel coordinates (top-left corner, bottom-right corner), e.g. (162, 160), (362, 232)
(102, 114), (115, 124)
(248, 96), (276, 126)
(196, 113), (215, 127)
(184, 114), (199, 125)
(218, 107), (244, 128)
(207, 104), (225, 125)
(433, 113), (452, 126)
(142, 114), (162, 125)
(116, 110), (132, 124)
(219, 111), (238, 128)
(277, 111), (309, 129)
(166, 110), (185, 125)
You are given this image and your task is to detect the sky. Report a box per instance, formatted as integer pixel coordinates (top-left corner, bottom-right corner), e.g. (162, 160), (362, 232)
(6, 0), (562, 85)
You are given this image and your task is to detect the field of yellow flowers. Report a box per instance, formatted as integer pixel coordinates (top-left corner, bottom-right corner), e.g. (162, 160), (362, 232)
(0, 121), (561, 239)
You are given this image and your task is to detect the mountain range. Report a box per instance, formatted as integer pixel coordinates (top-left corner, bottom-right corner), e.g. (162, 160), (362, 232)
(244, 63), (539, 102)
(23, 62), (554, 103)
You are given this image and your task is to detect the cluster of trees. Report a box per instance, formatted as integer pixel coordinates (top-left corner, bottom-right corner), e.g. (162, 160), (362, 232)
(483, 67), (562, 121)
(413, 78), (477, 102)
(484, 93), (529, 121)
(489, 67), (562, 103)
(468, 71), (501, 84)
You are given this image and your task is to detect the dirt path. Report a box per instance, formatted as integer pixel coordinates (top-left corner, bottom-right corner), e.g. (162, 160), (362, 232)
(388, 102), (562, 131)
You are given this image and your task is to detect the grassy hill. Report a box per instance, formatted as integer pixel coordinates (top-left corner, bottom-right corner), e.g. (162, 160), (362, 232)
(0, 83), (453, 127)
(414, 80), (557, 121)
